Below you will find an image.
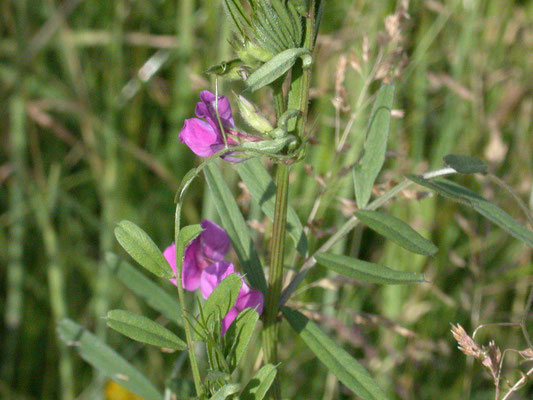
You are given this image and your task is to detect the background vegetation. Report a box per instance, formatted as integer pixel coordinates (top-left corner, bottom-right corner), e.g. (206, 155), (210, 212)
(1, 0), (532, 398)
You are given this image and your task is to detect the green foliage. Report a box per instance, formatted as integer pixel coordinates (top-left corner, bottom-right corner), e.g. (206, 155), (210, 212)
(224, 308), (259, 371)
(353, 84), (395, 208)
(4, 0), (532, 399)
(58, 319), (163, 400)
(355, 209), (438, 256)
(224, 0), (303, 56)
(443, 154), (488, 175)
(240, 364), (277, 400)
(282, 307), (389, 400)
(199, 273), (243, 334)
(407, 175), (533, 248)
(106, 253), (182, 325)
(235, 158), (307, 256)
(315, 253), (425, 284)
(246, 48), (311, 91)
(209, 383), (241, 400)
(114, 220), (174, 279)
(106, 310), (186, 350)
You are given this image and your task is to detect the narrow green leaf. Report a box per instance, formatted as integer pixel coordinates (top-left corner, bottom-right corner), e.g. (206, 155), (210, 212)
(353, 84), (395, 208)
(235, 158), (307, 256)
(57, 319), (163, 400)
(202, 273), (243, 328)
(105, 253), (182, 325)
(107, 310), (186, 350)
(315, 253), (425, 284)
(443, 154), (488, 175)
(209, 383), (242, 400)
(225, 308), (260, 371)
(240, 364), (277, 400)
(407, 175), (533, 248)
(246, 48), (310, 91)
(114, 220), (173, 279)
(355, 210), (438, 256)
(282, 308), (388, 400)
(204, 164), (266, 291)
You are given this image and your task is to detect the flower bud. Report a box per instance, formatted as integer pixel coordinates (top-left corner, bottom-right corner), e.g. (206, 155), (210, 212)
(235, 94), (274, 134)
(237, 41), (274, 65)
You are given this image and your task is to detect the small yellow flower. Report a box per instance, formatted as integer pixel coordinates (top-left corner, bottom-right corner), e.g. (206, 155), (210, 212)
(105, 381), (143, 400)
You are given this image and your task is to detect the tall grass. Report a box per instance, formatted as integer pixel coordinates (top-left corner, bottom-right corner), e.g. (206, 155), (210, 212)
(0, 0), (532, 398)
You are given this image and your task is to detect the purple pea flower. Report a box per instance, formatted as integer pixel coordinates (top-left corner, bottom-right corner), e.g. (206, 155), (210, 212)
(179, 91), (238, 158)
(164, 219), (230, 291)
(179, 91), (264, 161)
(200, 261), (264, 335)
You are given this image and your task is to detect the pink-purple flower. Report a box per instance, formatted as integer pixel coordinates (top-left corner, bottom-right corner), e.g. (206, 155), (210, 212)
(164, 218), (263, 335)
(200, 261), (264, 335)
(164, 219), (230, 290)
(179, 91), (264, 162)
(179, 91), (238, 158)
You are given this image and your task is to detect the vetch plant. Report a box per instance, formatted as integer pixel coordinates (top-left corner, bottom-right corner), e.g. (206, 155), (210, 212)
(56, 1), (533, 400)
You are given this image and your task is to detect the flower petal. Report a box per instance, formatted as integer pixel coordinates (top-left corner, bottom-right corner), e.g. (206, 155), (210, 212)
(195, 90), (234, 129)
(179, 118), (222, 157)
(200, 261), (235, 299)
(163, 243), (177, 285)
(199, 219), (230, 262)
(235, 287), (264, 314)
(182, 243), (203, 291)
(221, 307), (239, 336)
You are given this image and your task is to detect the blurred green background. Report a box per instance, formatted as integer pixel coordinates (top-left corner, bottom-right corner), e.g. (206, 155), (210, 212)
(1, 0), (532, 399)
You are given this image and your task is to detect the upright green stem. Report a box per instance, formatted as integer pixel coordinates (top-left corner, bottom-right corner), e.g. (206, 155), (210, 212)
(262, 164), (290, 360)
(261, 78), (288, 400)
(261, 6), (317, 399)
(174, 205), (204, 397)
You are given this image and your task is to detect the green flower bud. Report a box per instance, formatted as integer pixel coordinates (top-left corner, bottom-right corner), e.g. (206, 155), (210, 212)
(207, 59), (247, 81)
(237, 41), (274, 66)
(235, 94), (274, 134)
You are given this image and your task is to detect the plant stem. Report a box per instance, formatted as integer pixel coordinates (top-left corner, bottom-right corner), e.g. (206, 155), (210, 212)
(261, 78), (289, 400)
(261, 6), (317, 399)
(262, 164), (289, 400)
(174, 204), (204, 397)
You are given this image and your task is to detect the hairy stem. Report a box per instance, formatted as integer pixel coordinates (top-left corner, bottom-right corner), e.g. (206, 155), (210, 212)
(261, 80), (288, 400)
